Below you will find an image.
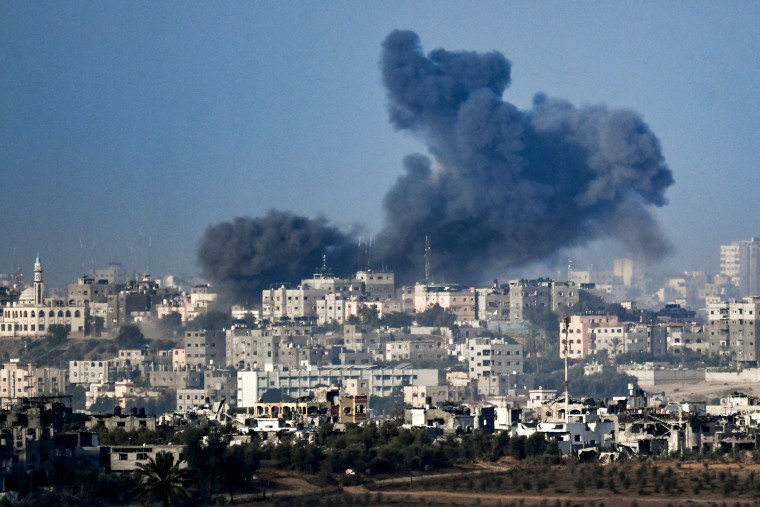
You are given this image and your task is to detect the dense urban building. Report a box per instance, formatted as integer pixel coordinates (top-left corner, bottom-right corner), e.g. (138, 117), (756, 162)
(721, 237), (760, 297)
(0, 258), (87, 338)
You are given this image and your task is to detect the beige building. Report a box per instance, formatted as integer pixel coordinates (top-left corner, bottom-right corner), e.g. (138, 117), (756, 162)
(413, 284), (476, 321)
(225, 325), (320, 370)
(721, 238), (760, 297)
(356, 270), (395, 300)
(508, 279), (551, 323)
(475, 286), (509, 321)
(0, 361), (67, 404)
(708, 297), (760, 365)
(70, 359), (114, 385)
(262, 271), (365, 322)
(403, 385), (473, 407)
(0, 258), (87, 338)
(560, 314), (620, 360)
(184, 330), (226, 368)
(384, 338), (445, 362)
(105, 444), (185, 472)
(466, 337), (523, 380)
(155, 284), (218, 323)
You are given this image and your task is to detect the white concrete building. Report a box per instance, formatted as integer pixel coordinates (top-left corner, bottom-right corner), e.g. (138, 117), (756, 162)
(466, 337), (523, 380)
(0, 258), (87, 338)
(721, 238), (760, 297)
(236, 365), (438, 407)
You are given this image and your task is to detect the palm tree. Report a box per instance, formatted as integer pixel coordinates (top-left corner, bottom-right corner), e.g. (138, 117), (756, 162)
(134, 451), (190, 507)
(610, 337), (622, 360)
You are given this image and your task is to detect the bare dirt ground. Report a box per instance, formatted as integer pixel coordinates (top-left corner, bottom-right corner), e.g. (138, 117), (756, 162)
(240, 459), (760, 506)
(645, 379), (760, 401)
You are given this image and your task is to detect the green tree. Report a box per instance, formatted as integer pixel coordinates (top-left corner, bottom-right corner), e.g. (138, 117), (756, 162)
(609, 337), (622, 359)
(416, 304), (455, 327)
(116, 324), (147, 348)
(133, 451), (190, 507)
(47, 324), (70, 345)
(380, 312), (413, 328)
(159, 312), (183, 335)
(222, 443), (260, 501)
(523, 306), (560, 338)
(357, 305), (381, 327)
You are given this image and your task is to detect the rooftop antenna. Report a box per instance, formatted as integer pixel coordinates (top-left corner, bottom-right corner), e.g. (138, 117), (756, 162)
(567, 258), (573, 281)
(147, 235), (152, 276)
(321, 253), (328, 274)
(424, 236), (431, 284)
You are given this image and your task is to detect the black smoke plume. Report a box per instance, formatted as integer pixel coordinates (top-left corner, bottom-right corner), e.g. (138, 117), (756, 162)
(197, 211), (356, 307)
(198, 30), (674, 304)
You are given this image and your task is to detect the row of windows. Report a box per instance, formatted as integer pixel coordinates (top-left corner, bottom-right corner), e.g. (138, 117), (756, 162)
(3, 309), (80, 318)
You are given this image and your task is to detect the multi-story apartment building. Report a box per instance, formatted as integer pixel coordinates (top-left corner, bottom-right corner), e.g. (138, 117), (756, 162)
(176, 369), (236, 412)
(236, 365), (438, 406)
(225, 325), (320, 369)
(67, 275), (122, 307)
(413, 284), (476, 321)
(148, 368), (202, 390)
(69, 359), (114, 385)
(262, 271), (366, 322)
(384, 338), (445, 363)
(154, 284), (218, 322)
(0, 361), (67, 404)
(475, 285), (509, 321)
(91, 263), (126, 284)
(466, 337), (523, 380)
(102, 274), (167, 329)
(666, 323), (708, 355)
(560, 314), (620, 359)
(550, 281), (581, 314)
(508, 279), (551, 323)
(403, 384), (474, 407)
(355, 270), (395, 300)
(184, 330), (226, 369)
(588, 323), (627, 358)
(342, 325), (390, 352)
(721, 238), (760, 297)
(476, 372), (533, 397)
(707, 297), (760, 365)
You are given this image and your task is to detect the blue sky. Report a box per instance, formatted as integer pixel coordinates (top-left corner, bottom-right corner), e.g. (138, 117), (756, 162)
(2, 2), (759, 287)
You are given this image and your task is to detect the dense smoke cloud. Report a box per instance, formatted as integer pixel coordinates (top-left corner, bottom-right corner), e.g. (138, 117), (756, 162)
(198, 30), (674, 304)
(197, 211), (356, 306)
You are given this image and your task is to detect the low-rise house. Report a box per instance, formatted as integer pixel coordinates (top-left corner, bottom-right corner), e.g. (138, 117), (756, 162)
(404, 404), (495, 435)
(86, 407), (156, 432)
(101, 444), (186, 472)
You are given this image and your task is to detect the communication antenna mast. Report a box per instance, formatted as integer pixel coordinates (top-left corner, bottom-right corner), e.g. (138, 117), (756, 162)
(424, 236), (431, 284)
(567, 258), (573, 281)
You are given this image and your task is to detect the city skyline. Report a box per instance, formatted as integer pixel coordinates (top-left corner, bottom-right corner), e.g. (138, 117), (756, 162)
(2, 2), (760, 287)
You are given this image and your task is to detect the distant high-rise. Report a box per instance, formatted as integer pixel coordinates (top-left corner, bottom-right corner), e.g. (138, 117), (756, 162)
(720, 237), (760, 297)
(720, 237), (760, 296)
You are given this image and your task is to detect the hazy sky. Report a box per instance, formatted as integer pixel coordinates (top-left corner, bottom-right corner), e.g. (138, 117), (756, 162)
(2, 2), (759, 287)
